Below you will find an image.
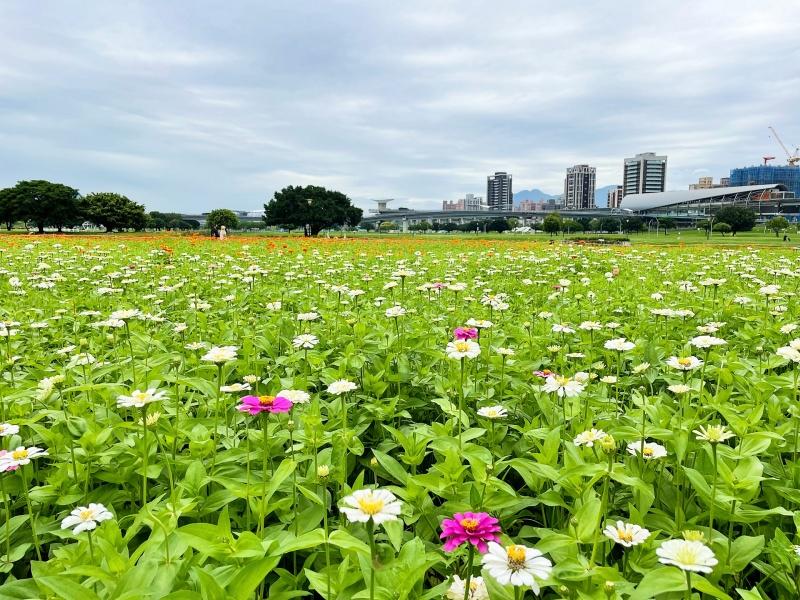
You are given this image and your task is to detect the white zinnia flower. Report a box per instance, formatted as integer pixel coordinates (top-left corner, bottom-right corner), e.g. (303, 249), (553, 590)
(481, 541), (553, 594)
(277, 389), (311, 404)
(327, 379), (357, 395)
(220, 383), (251, 393)
(656, 539), (718, 573)
(542, 375), (585, 398)
(446, 575), (489, 600)
(385, 306), (406, 318)
(201, 346), (238, 363)
(339, 488), (401, 525)
(693, 424), (735, 444)
(446, 340), (481, 360)
(690, 336), (726, 349)
(627, 440), (668, 460)
(0, 423), (19, 437)
(477, 405), (507, 419)
(604, 338), (635, 351)
(61, 503), (113, 534)
(0, 446), (48, 469)
(293, 334), (319, 349)
(117, 389), (166, 408)
(603, 521), (651, 547)
(574, 429), (607, 447)
(666, 356), (703, 371)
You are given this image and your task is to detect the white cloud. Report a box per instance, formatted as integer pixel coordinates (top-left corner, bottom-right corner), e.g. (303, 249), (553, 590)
(0, 0), (798, 211)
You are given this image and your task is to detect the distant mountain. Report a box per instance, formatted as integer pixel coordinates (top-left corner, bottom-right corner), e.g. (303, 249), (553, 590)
(594, 184), (619, 208)
(513, 189), (557, 203)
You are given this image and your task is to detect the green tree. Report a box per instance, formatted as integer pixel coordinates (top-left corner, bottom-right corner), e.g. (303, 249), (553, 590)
(588, 218), (601, 232)
(0, 187), (20, 230)
(766, 216), (790, 237)
(660, 217), (676, 233)
(378, 221), (394, 232)
(561, 218), (582, 234)
(485, 218), (511, 233)
(542, 213), (562, 236)
(714, 206), (756, 236)
(206, 209), (240, 231)
(81, 192), (147, 231)
(713, 222), (732, 236)
(10, 180), (81, 233)
(264, 185), (362, 236)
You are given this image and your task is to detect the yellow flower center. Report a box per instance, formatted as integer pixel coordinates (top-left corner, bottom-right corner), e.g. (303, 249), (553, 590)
(556, 376), (570, 386)
(258, 396), (275, 406)
(675, 546), (700, 565)
(678, 358), (692, 366)
(617, 528), (634, 542)
(506, 545), (526, 567)
(642, 447), (653, 457)
(356, 495), (385, 515)
(459, 518), (479, 532)
(11, 449), (27, 460)
(455, 341), (469, 352)
(79, 509), (94, 521)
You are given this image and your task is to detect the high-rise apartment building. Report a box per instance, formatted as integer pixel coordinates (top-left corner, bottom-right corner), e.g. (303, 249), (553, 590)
(442, 193), (486, 211)
(563, 164), (596, 210)
(487, 172), (513, 210)
(623, 152), (667, 196)
(688, 176), (730, 190)
(607, 185), (623, 209)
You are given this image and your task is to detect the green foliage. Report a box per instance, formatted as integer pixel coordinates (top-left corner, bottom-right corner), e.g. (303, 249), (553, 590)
(148, 212), (197, 230)
(713, 222), (732, 236)
(542, 213), (562, 235)
(715, 206), (756, 234)
(82, 192), (147, 231)
(766, 216), (790, 237)
(206, 208), (240, 231)
(6, 180), (81, 232)
(263, 185), (362, 236)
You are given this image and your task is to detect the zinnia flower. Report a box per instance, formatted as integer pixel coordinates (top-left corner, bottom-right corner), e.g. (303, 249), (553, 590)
(237, 395), (293, 415)
(481, 541), (552, 594)
(454, 327), (478, 340)
(542, 375), (584, 398)
(0, 446), (48, 470)
(446, 339), (481, 360)
(627, 440), (668, 459)
(656, 539), (718, 573)
(574, 429), (607, 447)
(666, 356), (703, 371)
(0, 424), (19, 437)
(292, 334), (319, 349)
(61, 503), (113, 534)
(201, 346), (238, 363)
(477, 406), (507, 419)
(277, 389), (310, 404)
(440, 512), (501, 553)
(693, 424), (735, 444)
(340, 488), (401, 525)
(117, 389), (166, 408)
(446, 575), (489, 600)
(604, 338), (635, 351)
(689, 336), (726, 349)
(603, 521), (650, 547)
(327, 379), (357, 395)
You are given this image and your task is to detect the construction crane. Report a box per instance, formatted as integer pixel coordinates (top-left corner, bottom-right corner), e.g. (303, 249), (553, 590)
(768, 126), (800, 165)
(763, 156), (776, 165)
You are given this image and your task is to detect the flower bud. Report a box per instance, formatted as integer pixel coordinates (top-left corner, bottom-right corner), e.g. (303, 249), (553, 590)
(317, 464), (330, 479)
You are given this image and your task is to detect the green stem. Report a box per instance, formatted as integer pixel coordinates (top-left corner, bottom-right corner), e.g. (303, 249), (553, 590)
(0, 475), (9, 563)
(367, 519), (376, 600)
(463, 544), (475, 600)
(20, 467), (42, 560)
(685, 570), (692, 599)
(141, 405), (148, 506)
(708, 444), (718, 541)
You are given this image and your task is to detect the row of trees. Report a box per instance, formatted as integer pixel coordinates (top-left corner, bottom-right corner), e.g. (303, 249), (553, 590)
(0, 181), (202, 232)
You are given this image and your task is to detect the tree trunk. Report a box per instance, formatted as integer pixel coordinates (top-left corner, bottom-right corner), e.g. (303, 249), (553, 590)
(37, 224), (44, 233)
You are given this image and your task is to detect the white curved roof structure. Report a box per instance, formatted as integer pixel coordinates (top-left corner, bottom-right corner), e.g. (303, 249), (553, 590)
(620, 184), (787, 212)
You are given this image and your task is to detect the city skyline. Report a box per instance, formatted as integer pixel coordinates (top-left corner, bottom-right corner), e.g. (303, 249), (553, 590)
(1, 1), (798, 213)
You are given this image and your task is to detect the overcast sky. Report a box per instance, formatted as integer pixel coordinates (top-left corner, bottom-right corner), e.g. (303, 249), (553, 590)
(1, 1), (798, 212)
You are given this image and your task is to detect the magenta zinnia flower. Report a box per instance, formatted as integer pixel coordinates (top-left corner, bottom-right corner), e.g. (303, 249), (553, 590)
(237, 395), (293, 415)
(453, 327), (478, 341)
(440, 512), (501, 553)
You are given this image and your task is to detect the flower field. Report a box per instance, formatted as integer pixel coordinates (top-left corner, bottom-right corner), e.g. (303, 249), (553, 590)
(1, 235), (800, 599)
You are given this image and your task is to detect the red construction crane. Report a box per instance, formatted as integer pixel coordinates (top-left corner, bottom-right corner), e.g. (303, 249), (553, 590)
(768, 126), (800, 165)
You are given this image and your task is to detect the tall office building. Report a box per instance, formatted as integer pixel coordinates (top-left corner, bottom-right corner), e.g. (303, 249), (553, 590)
(623, 152), (667, 196)
(563, 164), (596, 210)
(487, 172), (513, 210)
(607, 185), (623, 209)
(442, 193), (486, 211)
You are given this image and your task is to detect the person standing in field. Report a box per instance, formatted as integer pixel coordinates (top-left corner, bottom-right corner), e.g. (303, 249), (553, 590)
(219, 225), (227, 240)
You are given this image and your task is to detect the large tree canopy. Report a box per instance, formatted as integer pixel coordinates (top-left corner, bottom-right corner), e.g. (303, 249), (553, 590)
(264, 185), (362, 236)
(714, 206), (756, 235)
(0, 187), (18, 231)
(82, 192), (147, 231)
(206, 208), (240, 231)
(9, 180), (81, 232)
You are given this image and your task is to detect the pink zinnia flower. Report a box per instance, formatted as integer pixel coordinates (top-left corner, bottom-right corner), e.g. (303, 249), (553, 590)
(533, 369), (556, 379)
(453, 327), (478, 341)
(0, 451), (18, 472)
(237, 395), (293, 415)
(440, 512), (501, 553)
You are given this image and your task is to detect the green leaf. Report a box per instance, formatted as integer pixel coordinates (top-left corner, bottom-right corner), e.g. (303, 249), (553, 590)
(227, 557), (281, 600)
(36, 576), (102, 600)
(728, 535), (765, 572)
(630, 566), (686, 600)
